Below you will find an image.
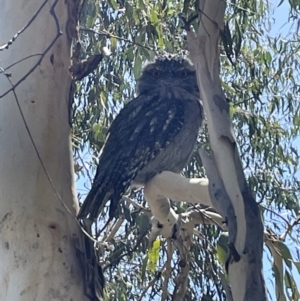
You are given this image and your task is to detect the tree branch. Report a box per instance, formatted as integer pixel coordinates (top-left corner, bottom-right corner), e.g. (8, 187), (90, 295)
(186, 0), (266, 300)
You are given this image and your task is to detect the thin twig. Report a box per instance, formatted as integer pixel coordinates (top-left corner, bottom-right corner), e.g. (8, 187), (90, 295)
(0, 0), (50, 51)
(137, 276), (159, 301)
(103, 227), (149, 270)
(104, 216), (125, 243)
(122, 196), (151, 215)
(0, 0), (62, 99)
(4, 54), (43, 71)
(77, 151), (93, 183)
(260, 204), (290, 227)
(280, 216), (300, 241)
(80, 27), (155, 51)
(161, 239), (173, 301)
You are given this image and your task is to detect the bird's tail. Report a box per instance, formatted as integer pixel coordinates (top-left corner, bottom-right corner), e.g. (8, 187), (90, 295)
(77, 182), (113, 223)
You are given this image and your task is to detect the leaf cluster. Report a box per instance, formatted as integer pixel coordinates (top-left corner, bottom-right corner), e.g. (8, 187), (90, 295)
(72, 0), (300, 300)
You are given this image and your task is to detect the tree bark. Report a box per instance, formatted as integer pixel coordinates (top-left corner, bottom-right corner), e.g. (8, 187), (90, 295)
(0, 0), (88, 300)
(187, 0), (266, 300)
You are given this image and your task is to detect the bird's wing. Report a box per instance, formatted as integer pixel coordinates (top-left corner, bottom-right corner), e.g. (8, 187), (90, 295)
(78, 93), (185, 222)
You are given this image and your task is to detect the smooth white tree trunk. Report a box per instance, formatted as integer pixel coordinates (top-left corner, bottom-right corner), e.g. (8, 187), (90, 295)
(187, 1), (266, 300)
(0, 0), (88, 300)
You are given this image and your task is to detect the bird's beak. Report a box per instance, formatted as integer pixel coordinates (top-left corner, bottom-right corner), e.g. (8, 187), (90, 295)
(160, 79), (174, 88)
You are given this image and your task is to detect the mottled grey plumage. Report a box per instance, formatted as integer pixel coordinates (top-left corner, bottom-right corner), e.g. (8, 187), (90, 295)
(78, 55), (203, 223)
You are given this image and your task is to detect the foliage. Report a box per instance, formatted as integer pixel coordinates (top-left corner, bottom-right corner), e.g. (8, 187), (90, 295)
(72, 0), (300, 300)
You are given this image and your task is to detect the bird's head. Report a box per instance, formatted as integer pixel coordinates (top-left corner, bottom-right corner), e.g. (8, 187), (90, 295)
(137, 54), (199, 98)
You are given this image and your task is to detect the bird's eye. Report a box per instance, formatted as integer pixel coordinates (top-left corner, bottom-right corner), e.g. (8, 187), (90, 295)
(152, 70), (161, 78)
(179, 70), (188, 78)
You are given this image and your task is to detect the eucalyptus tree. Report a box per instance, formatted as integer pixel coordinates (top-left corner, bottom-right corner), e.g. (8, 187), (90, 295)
(74, 1), (300, 300)
(1, 0), (299, 300)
